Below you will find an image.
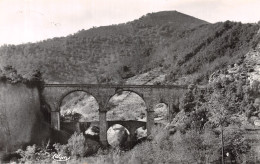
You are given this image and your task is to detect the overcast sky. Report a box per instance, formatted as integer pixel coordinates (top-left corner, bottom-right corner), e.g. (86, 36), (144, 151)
(0, 0), (260, 46)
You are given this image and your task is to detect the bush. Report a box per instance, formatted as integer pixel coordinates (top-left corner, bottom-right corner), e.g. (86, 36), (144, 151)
(16, 140), (53, 163)
(127, 125), (220, 163)
(54, 132), (89, 158)
(15, 133), (92, 163)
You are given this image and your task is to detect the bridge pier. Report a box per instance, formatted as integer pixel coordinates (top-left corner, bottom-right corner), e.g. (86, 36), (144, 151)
(99, 111), (108, 147)
(167, 103), (172, 122)
(128, 127), (137, 148)
(147, 110), (154, 136)
(51, 111), (60, 130)
(169, 99), (180, 122)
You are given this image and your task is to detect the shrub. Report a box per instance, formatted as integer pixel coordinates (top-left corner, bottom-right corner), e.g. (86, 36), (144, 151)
(128, 125), (220, 163)
(54, 132), (89, 158)
(16, 140), (53, 163)
(221, 125), (250, 163)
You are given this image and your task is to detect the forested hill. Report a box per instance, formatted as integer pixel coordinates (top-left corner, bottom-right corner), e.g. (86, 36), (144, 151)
(0, 11), (259, 84)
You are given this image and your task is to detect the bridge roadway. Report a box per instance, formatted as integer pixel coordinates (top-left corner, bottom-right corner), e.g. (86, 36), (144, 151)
(42, 83), (187, 147)
(43, 83), (187, 89)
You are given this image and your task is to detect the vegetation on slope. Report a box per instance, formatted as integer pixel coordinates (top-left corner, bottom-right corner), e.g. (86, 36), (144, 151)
(1, 11), (258, 84)
(0, 65), (42, 86)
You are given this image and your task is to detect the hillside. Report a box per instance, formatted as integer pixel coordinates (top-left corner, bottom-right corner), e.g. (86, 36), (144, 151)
(0, 11), (259, 85)
(1, 10), (260, 163)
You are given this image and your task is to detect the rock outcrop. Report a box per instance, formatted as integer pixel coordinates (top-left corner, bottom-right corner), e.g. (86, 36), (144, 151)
(0, 82), (49, 152)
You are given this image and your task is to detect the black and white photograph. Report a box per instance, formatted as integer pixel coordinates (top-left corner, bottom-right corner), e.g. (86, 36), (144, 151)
(0, 0), (260, 163)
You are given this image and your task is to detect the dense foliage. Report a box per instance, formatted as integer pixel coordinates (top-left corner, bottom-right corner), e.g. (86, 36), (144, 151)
(16, 141), (53, 163)
(54, 132), (89, 158)
(175, 73), (258, 162)
(0, 65), (42, 86)
(0, 11), (258, 84)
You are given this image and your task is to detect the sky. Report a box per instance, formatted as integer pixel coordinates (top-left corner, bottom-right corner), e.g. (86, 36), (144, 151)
(0, 0), (260, 46)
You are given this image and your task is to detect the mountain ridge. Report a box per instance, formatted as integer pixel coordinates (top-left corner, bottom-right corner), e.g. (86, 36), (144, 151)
(0, 11), (259, 85)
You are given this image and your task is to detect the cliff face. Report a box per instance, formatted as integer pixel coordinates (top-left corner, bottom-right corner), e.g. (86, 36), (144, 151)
(0, 82), (49, 152)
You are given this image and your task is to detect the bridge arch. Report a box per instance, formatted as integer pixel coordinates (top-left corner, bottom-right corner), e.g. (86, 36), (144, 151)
(58, 89), (100, 112)
(105, 89), (147, 111)
(105, 90), (147, 121)
(101, 90), (148, 147)
(58, 90), (99, 134)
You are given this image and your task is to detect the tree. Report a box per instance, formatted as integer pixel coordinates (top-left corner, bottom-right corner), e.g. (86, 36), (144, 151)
(204, 80), (251, 163)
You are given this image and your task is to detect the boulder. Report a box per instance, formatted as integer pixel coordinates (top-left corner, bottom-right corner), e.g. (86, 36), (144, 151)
(169, 128), (176, 135)
(135, 127), (147, 140)
(154, 103), (168, 122)
(85, 138), (100, 156)
(249, 116), (259, 124)
(85, 126), (99, 136)
(84, 126), (100, 142)
(165, 123), (175, 130)
(107, 125), (129, 148)
(170, 110), (188, 129)
(254, 98), (260, 108)
(254, 120), (260, 127)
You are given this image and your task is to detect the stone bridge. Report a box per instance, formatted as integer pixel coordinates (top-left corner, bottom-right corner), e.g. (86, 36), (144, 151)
(42, 84), (187, 146)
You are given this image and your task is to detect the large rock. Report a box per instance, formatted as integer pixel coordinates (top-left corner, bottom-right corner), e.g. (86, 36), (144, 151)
(249, 116), (259, 125)
(165, 110), (189, 135)
(107, 124), (129, 148)
(170, 110), (188, 128)
(135, 127), (147, 139)
(154, 103), (168, 123)
(85, 138), (100, 156)
(254, 120), (260, 127)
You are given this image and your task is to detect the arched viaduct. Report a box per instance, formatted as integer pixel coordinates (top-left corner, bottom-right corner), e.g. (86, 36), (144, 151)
(42, 84), (187, 146)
